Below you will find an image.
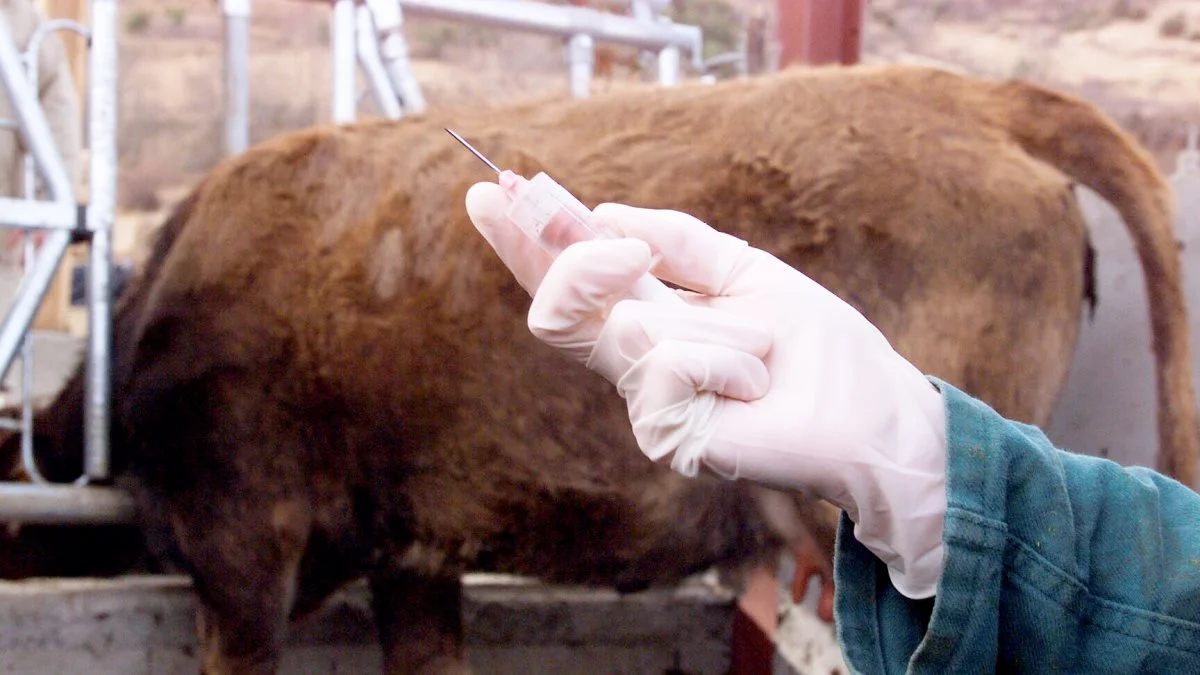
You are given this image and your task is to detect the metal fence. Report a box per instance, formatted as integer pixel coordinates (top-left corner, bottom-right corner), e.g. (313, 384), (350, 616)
(0, 0), (130, 523)
(222, 0), (707, 155)
(0, 0), (708, 524)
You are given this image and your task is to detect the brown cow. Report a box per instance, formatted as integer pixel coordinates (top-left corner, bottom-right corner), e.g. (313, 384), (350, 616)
(2, 63), (1197, 675)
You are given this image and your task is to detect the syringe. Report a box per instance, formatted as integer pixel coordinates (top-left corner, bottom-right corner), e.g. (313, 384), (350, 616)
(449, 128), (719, 479)
(447, 128), (683, 306)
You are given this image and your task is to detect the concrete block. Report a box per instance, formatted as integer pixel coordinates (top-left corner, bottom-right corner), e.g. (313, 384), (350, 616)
(0, 573), (740, 674)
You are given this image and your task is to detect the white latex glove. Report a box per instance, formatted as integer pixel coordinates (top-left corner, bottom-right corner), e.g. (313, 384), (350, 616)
(464, 182), (949, 600)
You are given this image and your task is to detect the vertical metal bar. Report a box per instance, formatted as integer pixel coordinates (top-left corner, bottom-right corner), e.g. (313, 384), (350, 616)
(221, 0), (251, 155)
(0, 16), (74, 204)
(355, 3), (403, 119)
(368, 0), (426, 116)
(18, 225), (36, 486)
(656, 44), (679, 86)
(629, 0), (655, 22)
(395, 0), (702, 63)
(0, 230), (72, 384)
(630, 0), (655, 78)
(0, 15), (76, 384)
(567, 33), (593, 99)
(331, 0), (357, 124)
(19, 38), (42, 484)
(85, 0), (119, 482)
(19, 235), (37, 481)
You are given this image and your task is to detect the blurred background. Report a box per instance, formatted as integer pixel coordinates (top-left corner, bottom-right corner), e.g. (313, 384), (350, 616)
(6, 0), (1196, 511)
(102, 0), (1198, 212)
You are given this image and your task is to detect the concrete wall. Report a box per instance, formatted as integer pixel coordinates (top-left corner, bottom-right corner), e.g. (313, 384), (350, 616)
(0, 573), (740, 675)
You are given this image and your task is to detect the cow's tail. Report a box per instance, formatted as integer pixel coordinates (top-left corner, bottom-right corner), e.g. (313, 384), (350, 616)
(974, 74), (1198, 487)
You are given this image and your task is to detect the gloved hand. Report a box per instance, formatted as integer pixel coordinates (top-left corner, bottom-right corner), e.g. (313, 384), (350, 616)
(465, 182), (949, 600)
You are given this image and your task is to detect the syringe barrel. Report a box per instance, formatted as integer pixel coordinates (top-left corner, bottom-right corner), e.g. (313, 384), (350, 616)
(504, 171), (683, 306)
(505, 171), (608, 254)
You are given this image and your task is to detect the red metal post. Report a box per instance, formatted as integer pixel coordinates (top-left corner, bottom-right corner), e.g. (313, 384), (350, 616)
(730, 566), (781, 675)
(775, 0), (863, 68)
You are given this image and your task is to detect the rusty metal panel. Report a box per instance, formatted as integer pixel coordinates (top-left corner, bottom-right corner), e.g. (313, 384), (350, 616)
(775, 0), (862, 67)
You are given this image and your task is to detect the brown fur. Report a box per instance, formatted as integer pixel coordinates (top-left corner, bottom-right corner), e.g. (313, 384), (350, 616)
(1, 63), (1196, 673)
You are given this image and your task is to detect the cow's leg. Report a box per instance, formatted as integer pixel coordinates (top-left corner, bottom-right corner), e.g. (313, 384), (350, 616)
(122, 361), (316, 675)
(179, 496), (311, 675)
(370, 570), (470, 675)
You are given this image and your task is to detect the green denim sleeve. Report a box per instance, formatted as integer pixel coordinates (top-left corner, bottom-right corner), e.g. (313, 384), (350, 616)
(832, 378), (1200, 674)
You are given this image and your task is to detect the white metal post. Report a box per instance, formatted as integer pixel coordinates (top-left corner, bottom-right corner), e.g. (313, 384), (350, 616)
(221, 0), (252, 155)
(14, 16), (90, 485)
(366, 0), (426, 115)
(657, 44), (680, 86)
(567, 33), (594, 99)
(331, 0), (358, 124)
(85, 0), (119, 482)
(356, 3), (403, 119)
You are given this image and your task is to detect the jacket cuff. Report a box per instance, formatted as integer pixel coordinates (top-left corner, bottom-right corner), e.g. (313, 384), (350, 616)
(832, 377), (1006, 671)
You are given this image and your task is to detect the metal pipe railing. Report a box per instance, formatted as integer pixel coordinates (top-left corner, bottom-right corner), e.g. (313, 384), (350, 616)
(84, 0), (119, 483)
(398, 0), (704, 71)
(365, 0), (427, 115)
(356, 2), (404, 119)
(0, 0), (126, 522)
(17, 18), (90, 487)
(0, 0), (699, 524)
(0, 18), (75, 209)
(0, 484), (134, 524)
(219, 0), (703, 148)
(0, 13), (78, 388)
(221, 0), (252, 156)
(331, 0), (359, 124)
(566, 33), (594, 98)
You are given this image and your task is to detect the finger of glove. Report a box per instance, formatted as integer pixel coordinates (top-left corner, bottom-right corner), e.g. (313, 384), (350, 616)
(622, 339), (770, 414)
(527, 237), (654, 361)
(465, 181), (556, 295)
(591, 202), (801, 297)
(622, 341), (768, 466)
(586, 297), (773, 387)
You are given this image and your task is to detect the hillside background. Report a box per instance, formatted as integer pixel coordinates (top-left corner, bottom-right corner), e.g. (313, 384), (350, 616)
(104, 0), (1199, 215)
